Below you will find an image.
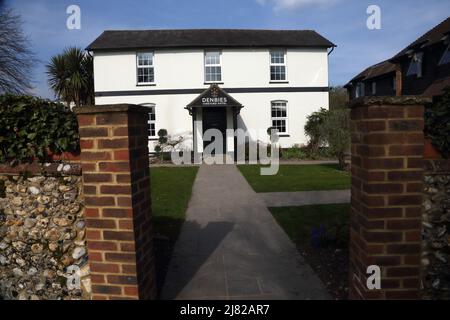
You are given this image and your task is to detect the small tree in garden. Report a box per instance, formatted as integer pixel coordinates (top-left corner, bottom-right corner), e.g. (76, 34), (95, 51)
(329, 86), (348, 110)
(46, 47), (94, 108)
(154, 129), (184, 162)
(0, 7), (35, 94)
(320, 108), (350, 170)
(304, 108), (328, 152)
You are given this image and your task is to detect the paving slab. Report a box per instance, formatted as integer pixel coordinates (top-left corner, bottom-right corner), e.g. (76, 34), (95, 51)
(261, 190), (350, 207)
(161, 164), (330, 300)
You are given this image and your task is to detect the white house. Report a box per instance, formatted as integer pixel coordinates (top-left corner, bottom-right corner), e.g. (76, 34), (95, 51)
(87, 29), (335, 157)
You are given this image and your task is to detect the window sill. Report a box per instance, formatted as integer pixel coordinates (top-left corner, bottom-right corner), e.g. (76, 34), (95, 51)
(269, 81), (289, 84)
(136, 83), (156, 87)
(204, 82), (224, 85)
(278, 134), (290, 137)
(149, 138), (158, 141)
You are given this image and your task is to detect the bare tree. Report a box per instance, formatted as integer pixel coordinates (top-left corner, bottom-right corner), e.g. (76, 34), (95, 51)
(0, 6), (35, 94)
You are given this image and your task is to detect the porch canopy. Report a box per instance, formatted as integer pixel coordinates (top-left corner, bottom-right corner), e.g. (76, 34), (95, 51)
(185, 84), (243, 114)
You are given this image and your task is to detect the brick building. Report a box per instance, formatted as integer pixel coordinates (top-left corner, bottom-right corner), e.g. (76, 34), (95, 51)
(346, 17), (450, 100)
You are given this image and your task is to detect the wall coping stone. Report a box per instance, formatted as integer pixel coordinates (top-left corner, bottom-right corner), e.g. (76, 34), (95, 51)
(73, 104), (150, 114)
(349, 95), (432, 108)
(423, 158), (450, 174)
(0, 162), (82, 176)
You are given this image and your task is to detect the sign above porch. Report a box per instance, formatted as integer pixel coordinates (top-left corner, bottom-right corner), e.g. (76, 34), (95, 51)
(186, 84), (243, 111)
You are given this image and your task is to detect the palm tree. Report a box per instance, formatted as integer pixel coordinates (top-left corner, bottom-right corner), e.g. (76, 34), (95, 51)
(46, 47), (94, 108)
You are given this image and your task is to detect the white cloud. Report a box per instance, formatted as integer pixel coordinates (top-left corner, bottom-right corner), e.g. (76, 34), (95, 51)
(257, 0), (341, 11)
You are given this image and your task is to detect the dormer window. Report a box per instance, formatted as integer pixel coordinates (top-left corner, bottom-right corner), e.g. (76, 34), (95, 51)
(355, 82), (365, 98)
(406, 52), (423, 78)
(371, 82), (377, 95)
(439, 44), (450, 65)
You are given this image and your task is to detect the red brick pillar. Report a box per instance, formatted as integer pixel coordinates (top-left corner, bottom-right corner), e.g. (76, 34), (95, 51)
(349, 96), (430, 300)
(75, 104), (156, 300)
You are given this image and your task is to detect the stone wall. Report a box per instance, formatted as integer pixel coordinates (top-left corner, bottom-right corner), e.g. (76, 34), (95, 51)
(0, 162), (89, 300)
(422, 159), (450, 299)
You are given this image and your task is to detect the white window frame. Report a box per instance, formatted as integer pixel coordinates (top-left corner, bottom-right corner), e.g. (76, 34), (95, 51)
(204, 51), (222, 83)
(271, 100), (288, 134)
(406, 52), (423, 78)
(141, 103), (156, 138)
(356, 82), (365, 98)
(136, 52), (155, 85)
(269, 50), (287, 82)
(371, 82), (377, 95)
(439, 44), (450, 65)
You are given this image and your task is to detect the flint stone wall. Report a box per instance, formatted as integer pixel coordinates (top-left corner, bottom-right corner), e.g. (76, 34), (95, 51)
(0, 162), (90, 300)
(422, 159), (450, 299)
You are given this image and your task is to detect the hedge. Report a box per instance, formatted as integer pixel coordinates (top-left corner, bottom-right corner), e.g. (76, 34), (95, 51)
(0, 94), (80, 163)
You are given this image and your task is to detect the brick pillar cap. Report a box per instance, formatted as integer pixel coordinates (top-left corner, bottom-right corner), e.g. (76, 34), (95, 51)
(74, 104), (150, 114)
(348, 95), (432, 109)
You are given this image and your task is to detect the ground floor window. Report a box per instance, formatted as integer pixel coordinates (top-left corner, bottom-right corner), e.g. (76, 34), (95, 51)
(141, 103), (156, 138)
(271, 101), (288, 134)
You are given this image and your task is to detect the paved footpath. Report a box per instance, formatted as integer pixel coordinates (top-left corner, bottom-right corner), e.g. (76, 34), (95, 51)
(261, 190), (350, 207)
(161, 164), (330, 300)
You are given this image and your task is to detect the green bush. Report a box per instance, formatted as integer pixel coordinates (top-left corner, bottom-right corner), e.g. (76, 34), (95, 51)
(304, 108), (328, 151)
(425, 87), (450, 158)
(279, 145), (332, 161)
(0, 94), (79, 163)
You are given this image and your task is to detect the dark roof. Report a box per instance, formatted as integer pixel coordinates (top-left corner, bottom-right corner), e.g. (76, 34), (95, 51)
(423, 76), (450, 97)
(391, 16), (450, 60)
(345, 59), (396, 87)
(346, 16), (450, 87)
(86, 29), (335, 51)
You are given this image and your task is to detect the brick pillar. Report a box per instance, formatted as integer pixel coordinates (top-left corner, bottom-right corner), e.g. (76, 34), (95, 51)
(349, 96), (431, 300)
(75, 104), (156, 300)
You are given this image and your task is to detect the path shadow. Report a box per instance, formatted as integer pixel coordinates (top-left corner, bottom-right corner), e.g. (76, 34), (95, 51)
(154, 218), (234, 299)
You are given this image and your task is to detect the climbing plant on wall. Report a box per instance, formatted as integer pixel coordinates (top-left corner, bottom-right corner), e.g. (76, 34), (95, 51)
(0, 94), (80, 163)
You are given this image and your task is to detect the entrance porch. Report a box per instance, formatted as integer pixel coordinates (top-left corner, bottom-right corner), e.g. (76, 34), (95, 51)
(185, 84), (243, 160)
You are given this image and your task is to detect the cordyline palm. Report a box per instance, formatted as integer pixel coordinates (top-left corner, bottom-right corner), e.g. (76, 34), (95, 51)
(46, 47), (93, 108)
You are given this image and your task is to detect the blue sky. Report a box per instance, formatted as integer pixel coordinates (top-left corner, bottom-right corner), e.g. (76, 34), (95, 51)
(7, 0), (450, 99)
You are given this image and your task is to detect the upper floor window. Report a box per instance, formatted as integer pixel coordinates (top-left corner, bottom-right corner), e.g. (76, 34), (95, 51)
(406, 52), (423, 78)
(271, 101), (288, 134)
(137, 52), (154, 84)
(371, 82), (377, 95)
(204, 51), (222, 83)
(393, 76), (397, 92)
(356, 82), (365, 98)
(439, 44), (450, 65)
(270, 50), (287, 82)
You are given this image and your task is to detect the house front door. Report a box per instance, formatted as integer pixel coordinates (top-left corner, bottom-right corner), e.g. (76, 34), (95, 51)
(202, 107), (227, 155)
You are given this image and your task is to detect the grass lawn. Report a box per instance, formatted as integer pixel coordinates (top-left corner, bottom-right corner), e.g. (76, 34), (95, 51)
(237, 164), (350, 193)
(150, 166), (199, 242)
(269, 203), (350, 299)
(150, 166), (199, 294)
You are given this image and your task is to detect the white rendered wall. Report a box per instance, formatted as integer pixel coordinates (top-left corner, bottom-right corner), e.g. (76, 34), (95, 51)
(93, 47), (330, 151)
(93, 48), (329, 91)
(96, 92), (328, 150)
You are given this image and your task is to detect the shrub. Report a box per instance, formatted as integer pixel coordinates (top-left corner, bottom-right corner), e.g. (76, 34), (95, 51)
(154, 129), (184, 162)
(320, 108), (350, 170)
(425, 87), (450, 157)
(304, 108), (328, 152)
(0, 94), (79, 163)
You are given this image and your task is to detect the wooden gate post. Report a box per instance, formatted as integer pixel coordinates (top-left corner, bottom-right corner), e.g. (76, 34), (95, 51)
(349, 96), (430, 299)
(75, 104), (156, 300)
